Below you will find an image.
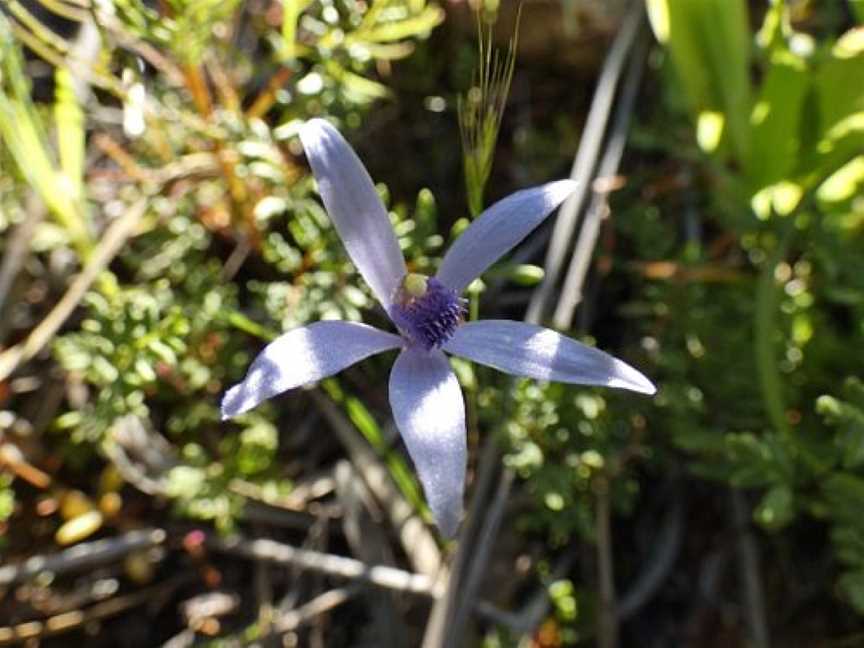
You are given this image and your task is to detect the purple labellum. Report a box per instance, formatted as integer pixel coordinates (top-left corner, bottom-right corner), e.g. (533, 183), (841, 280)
(389, 277), (466, 351)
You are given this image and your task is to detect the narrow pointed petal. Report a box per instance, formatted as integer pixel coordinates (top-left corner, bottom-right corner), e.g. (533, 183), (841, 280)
(299, 119), (407, 308)
(222, 322), (402, 419)
(389, 348), (466, 537)
(436, 180), (577, 293)
(443, 320), (656, 395)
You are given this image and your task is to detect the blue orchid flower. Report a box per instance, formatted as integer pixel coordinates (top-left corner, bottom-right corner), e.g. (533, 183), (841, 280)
(221, 119), (655, 537)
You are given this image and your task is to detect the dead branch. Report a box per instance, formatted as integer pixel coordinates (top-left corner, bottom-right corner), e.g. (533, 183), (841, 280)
(208, 535), (444, 598)
(0, 528), (167, 587)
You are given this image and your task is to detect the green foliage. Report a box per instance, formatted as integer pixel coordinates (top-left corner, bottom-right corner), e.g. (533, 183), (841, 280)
(466, 1), (864, 634)
(814, 379), (864, 612)
(292, 0), (443, 108)
(166, 415), (283, 531)
(643, 0), (864, 616)
(120, 0), (334, 68)
(53, 269), (234, 442)
(646, 0), (752, 161)
(484, 377), (642, 546)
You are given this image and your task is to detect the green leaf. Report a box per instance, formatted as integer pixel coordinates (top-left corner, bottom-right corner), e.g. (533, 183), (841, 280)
(817, 389), (864, 469)
(510, 264), (545, 286)
(851, 0), (864, 24)
(746, 51), (809, 188)
(54, 67), (85, 203)
(324, 60), (391, 103)
(817, 155), (864, 205)
(754, 484), (795, 530)
(724, 433), (777, 488)
(0, 16), (92, 257)
(816, 29), (864, 137)
(345, 396), (384, 446)
(355, 5), (444, 43)
(352, 41), (416, 61)
(280, 0), (315, 61)
(651, 0), (752, 163)
(412, 187), (438, 239)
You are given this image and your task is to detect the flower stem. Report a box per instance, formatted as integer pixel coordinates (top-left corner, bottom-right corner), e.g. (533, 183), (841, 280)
(754, 230), (791, 439)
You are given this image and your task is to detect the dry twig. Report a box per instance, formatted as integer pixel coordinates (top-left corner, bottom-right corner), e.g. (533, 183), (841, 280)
(732, 490), (771, 648)
(553, 23), (649, 329)
(0, 528), (166, 587)
(526, 1), (645, 325)
(208, 535), (444, 598)
(596, 477), (619, 648)
(0, 197), (43, 325)
(421, 417), (506, 648)
(0, 576), (188, 646)
(272, 585), (361, 634)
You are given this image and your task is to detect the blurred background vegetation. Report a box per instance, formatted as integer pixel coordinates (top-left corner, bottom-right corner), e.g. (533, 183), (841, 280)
(0, 0), (863, 646)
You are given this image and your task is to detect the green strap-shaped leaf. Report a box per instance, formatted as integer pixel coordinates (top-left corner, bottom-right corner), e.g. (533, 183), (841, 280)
(850, 0), (864, 24)
(745, 51), (810, 189)
(54, 67), (85, 204)
(0, 17), (91, 256)
(647, 0), (752, 164)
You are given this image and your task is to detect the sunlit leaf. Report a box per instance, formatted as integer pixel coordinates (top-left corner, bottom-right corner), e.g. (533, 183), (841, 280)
(746, 51), (809, 188)
(654, 0), (752, 163)
(355, 5), (444, 43)
(817, 155), (864, 204)
(325, 60), (391, 103)
(54, 68), (85, 203)
(280, 0), (315, 61)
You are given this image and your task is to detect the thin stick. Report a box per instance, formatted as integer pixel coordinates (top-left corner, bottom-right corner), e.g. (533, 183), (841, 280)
(595, 477), (619, 648)
(473, 553), (575, 633)
(0, 576), (188, 646)
(446, 468), (514, 645)
(0, 198), (42, 321)
(552, 21), (649, 329)
(617, 490), (684, 620)
(525, 1), (644, 325)
(0, 442), (52, 489)
(272, 585), (361, 633)
(732, 490), (771, 648)
(0, 528), (167, 587)
(208, 535), (443, 598)
(421, 433), (501, 648)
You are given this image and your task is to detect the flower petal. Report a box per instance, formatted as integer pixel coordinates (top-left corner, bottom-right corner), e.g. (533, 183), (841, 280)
(443, 320), (656, 395)
(389, 348), (466, 537)
(299, 119), (406, 308)
(436, 179), (577, 293)
(222, 321), (402, 419)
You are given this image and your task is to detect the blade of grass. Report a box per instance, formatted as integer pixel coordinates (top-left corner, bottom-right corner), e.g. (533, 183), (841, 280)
(458, 7), (521, 217)
(648, 0), (752, 163)
(0, 20), (93, 258)
(280, 0), (314, 61)
(55, 67), (86, 204)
